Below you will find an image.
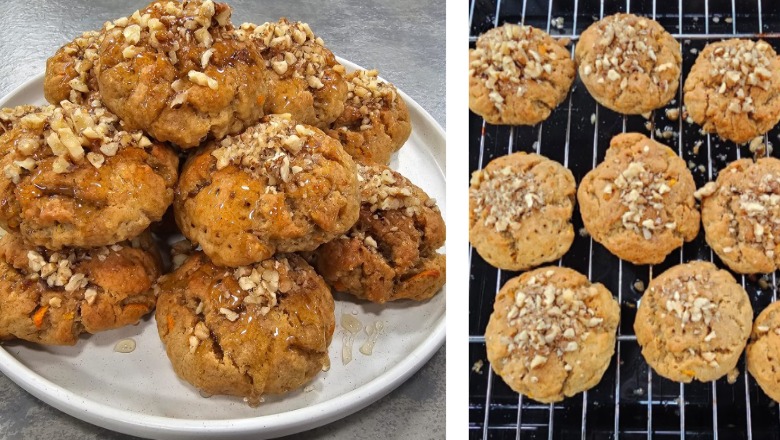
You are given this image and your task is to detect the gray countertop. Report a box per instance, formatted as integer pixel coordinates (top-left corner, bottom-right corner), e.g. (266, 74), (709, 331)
(0, 1), (445, 439)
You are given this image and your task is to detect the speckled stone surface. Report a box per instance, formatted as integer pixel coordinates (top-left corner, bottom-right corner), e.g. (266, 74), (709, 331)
(0, 1), (445, 439)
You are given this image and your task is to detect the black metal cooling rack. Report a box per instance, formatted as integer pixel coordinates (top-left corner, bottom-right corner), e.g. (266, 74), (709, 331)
(469, 0), (780, 438)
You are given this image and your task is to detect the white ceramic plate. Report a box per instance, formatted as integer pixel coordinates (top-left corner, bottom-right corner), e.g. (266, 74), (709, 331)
(0, 59), (446, 439)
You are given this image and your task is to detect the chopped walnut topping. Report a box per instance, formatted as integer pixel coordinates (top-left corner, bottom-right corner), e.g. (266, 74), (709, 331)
(360, 165), (431, 217)
(612, 158), (675, 240)
(718, 173), (780, 258)
(219, 307), (240, 322)
(23, 247), (116, 299)
(343, 70), (399, 130)
(707, 40), (774, 115)
(470, 165), (542, 232)
(231, 259), (282, 317)
(652, 273), (720, 334)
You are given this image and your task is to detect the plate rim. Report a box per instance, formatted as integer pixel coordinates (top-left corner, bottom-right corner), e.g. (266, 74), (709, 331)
(0, 58), (446, 438)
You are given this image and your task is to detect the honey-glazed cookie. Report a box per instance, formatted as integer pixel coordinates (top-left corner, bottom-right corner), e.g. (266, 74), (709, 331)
(684, 39), (780, 144)
(469, 152), (575, 271)
(485, 266), (620, 403)
(45, 29), (104, 105)
(747, 301), (780, 402)
(634, 261), (753, 383)
(576, 13), (681, 115)
(577, 133), (699, 265)
(469, 24), (575, 125)
(155, 251), (334, 403)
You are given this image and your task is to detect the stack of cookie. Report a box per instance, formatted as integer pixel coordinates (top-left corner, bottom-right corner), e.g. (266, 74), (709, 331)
(0, 0), (446, 404)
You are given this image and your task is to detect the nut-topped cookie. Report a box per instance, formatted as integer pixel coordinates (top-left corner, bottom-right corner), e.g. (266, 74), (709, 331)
(0, 101), (179, 250)
(577, 133), (699, 265)
(45, 30), (104, 105)
(469, 152), (575, 271)
(469, 24), (576, 125)
(237, 19), (347, 129)
(326, 69), (411, 165)
(576, 13), (681, 115)
(97, 0), (268, 148)
(634, 261), (753, 383)
(684, 39), (780, 144)
(747, 301), (780, 402)
(698, 157), (780, 274)
(485, 266), (620, 403)
(175, 114), (359, 267)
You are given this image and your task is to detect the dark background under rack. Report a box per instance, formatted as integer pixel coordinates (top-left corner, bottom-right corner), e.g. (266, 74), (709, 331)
(469, 0), (780, 438)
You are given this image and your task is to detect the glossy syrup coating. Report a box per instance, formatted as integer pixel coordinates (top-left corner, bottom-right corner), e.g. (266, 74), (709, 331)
(155, 251), (334, 402)
(44, 29), (104, 105)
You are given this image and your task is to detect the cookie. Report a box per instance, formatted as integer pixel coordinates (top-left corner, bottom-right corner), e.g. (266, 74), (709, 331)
(0, 232), (161, 346)
(469, 152), (575, 271)
(97, 0), (267, 148)
(575, 13), (680, 115)
(174, 114), (359, 267)
(44, 29), (103, 105)
(469, 24), (575, 125)
(307, 164), (445, 303)
(0, 101), (179, 250)
(747, 301), (780, 402)
(485, 266), (620, 403)
(634, 261), (753, 383)
(155, 251), (334, 403)
(684, 39), (780, 144)
(326, 69), (411, 165)
(577, 133), (699, 265)
(698, 157), (780, 274)
(237, 19), (347, 129)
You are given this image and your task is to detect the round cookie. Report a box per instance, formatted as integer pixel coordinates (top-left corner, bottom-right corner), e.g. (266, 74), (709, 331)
(577, 133), (699, 265)
(155, 251), (334, 403)
(634, 261), (753, 383)
(469, 152), (575, 271)
(698, 157), (780, 274)
(97, 0), (268, 148)
(485, 266), (620, 403)
(0, 101), (179, 250)
(237, 19), (347, 129)
(0, 232), (161, 346)
(45, 29), (104, 105)
(469, 24), (575, 125)
(307, 164), (445, 303)
(326, 69), (411, 165)
(175, 114), (359, 267)
(747, 301), (780, 402)
(684, 39), (780, 144)
(575, 13), (681, 115)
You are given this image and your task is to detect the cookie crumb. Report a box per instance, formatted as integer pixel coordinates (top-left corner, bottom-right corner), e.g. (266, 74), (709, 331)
(727, 367), (739, 384)
(472, 359), (484, 374)
(665, 108), (679, 121)
(633, 279), (646, 293)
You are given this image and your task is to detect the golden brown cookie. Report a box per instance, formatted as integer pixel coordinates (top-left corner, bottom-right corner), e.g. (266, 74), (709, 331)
(747, 301), (780, 402)
(45, 29), (104, 105)
(0, 101), (179, 250)
(307, 164), (445, 303)
(634, 261), (753, 383)
(485, 266), (620, 403)
(0, 232), (161, 346)
(237, 19), (347, 129)
(469, 152), (575, 271)
(96, 0), (267, 148)
(577, 133), (699, 265)
(174, 114), (359, 267)
(155, 251), (334, 403)
(575, 13), (680, 115)
(326, 69), (411, 165)
(684, 39), (780, 144)
(469, 24), (575, 125)
(698, 157), (780, 274)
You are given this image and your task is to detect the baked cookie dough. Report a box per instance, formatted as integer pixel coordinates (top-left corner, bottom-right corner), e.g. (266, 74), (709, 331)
(237, 19), (347, 129)
(308, 164), (445, 303)
(684, 39), (780, 144)
(0, 101), (179, 250)
(485, 266), (620, 403)
(45, 29), (104, 105)
(0, 232), (161, 345)
(698, 157), (780, 274)
(155, 251), (334, 403)
(97, 0), (267, 148)
(577, 133), (699, 265)
(576, 13), (681, 115)
(634, 261), (753, 383)
(326, 69), (411, 165)
(747, 301), (780, 402)
(469, 152), (575, 271)
(175, 114), (359, 267)
(469, 24), (575, 125)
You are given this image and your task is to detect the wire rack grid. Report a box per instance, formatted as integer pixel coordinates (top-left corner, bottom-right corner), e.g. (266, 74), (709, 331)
(469, 0), (780, 439)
